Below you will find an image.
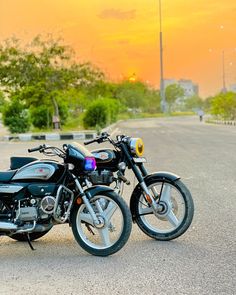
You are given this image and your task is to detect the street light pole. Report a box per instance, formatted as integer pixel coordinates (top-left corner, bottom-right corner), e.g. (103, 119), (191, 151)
(221, 50), (227, 93)
(159, 0), (166, 112)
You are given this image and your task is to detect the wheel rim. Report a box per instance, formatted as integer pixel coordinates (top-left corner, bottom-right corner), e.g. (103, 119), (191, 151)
(138, 182), (186, 234)
(76, 195), (124, 250)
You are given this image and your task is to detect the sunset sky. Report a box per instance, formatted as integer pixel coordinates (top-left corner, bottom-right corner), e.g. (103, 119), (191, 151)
(0, 0), (236, 97)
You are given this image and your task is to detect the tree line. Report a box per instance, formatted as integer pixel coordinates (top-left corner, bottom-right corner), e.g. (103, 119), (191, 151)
(0, 35), (235, 133)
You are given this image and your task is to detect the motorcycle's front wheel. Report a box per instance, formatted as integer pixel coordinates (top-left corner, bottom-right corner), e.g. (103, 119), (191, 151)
(71, 191), (132, 256)
(133, 178), (194, 241)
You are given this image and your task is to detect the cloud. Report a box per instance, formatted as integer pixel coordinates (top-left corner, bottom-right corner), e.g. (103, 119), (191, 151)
(98, 9), (136, 20)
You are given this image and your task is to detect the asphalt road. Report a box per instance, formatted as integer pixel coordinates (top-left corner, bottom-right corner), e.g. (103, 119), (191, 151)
(0, 116), (235, 295)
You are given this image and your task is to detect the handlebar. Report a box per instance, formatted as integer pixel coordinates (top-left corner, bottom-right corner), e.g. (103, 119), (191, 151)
(84, 132), (110, 146)
(28, 144), (65, 158)
(84, 139), (98, 146)
(28, 145), (45, 153)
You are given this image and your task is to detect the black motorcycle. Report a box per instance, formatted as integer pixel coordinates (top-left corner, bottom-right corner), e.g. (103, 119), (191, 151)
(84, 132), (194, 241)
(0, 143), (132, 256)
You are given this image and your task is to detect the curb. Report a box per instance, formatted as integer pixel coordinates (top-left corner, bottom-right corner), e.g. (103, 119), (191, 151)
(0, 131), (98, 142)
(206, 119), (236, 126)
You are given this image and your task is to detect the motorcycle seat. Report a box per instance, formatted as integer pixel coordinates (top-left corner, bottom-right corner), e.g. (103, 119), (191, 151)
(10, 157), (38, 170)
(0, 170), (17, 182)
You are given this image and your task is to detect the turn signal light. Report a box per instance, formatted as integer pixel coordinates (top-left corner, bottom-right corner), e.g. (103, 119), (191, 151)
(76, 197), (83, 205)
(145, 194), (152, 204)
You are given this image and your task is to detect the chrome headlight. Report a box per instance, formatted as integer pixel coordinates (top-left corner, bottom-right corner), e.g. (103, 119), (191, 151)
(129, 138), (144, 157)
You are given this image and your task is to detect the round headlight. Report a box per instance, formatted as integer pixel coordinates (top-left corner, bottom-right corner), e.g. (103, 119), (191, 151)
(129, 138), (144, 157)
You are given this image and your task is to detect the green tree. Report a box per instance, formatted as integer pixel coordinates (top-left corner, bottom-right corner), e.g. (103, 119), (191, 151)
(0, 91), (6, 112)
(114, 81), (147, 110)
(83, 98), (120, 129)
(211, 92), (236, 120)
(184, 95), (204, 111)
(165, 84), (184, 112)
(142, 89), (161, 113)
(0, 35), (105, 129)
(2, 98), (30, 133)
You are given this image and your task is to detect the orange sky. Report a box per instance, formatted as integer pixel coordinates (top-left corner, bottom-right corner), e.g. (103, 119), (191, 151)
(0, 0), (236, 97)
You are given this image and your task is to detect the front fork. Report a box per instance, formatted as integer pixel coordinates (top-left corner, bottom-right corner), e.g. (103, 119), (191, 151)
(139, 181), (162, 211)
(73, 176), (101, 226)
(132, 163), (162, 212)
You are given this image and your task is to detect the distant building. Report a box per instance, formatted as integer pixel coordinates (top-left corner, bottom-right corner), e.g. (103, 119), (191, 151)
(163, 78), (199, 98)
(229, 84), (236, 93)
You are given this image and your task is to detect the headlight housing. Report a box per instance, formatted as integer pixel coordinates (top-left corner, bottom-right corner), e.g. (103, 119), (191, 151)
(129, 138), (144, 157)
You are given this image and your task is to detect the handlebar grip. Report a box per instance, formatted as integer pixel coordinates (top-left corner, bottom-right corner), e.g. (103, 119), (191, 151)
(28, 145), (43, 153)
(84, 139), (96, 146)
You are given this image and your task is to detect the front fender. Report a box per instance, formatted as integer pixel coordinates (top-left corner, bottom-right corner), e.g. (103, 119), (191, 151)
(83, 185), (114, 199)
(147, 171), (180, 182)
(72, 185), (114, 206)
(129, 172), (180, 221)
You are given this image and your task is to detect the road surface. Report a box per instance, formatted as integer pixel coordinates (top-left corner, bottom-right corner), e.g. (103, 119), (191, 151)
(0, 116), (235, 295)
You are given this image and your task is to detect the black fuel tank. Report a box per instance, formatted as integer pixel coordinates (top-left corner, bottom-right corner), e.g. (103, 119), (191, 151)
(91, 149), (119, 171)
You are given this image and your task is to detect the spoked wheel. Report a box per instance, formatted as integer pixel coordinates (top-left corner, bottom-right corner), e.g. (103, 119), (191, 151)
(71, 191), (132, 256)
(134, 178), (194, 241)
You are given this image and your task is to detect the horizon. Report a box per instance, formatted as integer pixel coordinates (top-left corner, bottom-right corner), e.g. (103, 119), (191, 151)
(0, 0), (236, 98)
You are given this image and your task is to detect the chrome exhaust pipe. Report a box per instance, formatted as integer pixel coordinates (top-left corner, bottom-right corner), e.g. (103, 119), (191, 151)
(0, 221), (52, 233)
(0, 221), (18, 231)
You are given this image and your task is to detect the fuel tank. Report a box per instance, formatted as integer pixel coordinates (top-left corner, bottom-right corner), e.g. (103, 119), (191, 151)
(12, 160), (65, 182)
(91, 149), (119, 171)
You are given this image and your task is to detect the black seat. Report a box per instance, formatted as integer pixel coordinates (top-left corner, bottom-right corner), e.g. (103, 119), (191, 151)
(10, 157), (38, 170)
(0, 171), (17, 182)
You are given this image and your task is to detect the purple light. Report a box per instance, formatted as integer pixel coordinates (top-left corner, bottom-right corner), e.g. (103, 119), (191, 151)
(84, 157), (96, 171)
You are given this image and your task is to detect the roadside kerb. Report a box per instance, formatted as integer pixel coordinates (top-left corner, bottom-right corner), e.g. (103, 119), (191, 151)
(0, 131), (97, 142)
(0, 121), (121, 142)
(206, 119), (236, 126)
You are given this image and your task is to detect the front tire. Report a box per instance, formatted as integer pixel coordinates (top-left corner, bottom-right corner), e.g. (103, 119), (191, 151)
(133, 178), (194, 241)
(71, 191), (132, 256)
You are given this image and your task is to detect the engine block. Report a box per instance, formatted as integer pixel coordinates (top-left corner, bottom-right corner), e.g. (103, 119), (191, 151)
(89, 170), (114, 185)
(16, 207), (38, 222)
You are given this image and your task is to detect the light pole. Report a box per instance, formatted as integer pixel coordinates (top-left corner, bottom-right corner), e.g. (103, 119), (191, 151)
(159, 0), (166, 112)
(221, 50), (227, 93)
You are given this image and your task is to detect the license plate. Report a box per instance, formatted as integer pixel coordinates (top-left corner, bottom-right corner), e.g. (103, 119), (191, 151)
(133, 157), (147, 163)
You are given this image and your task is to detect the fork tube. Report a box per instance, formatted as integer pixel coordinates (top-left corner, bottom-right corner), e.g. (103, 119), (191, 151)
(139, 163), (148, 177)
(121, 144), (148, 183)
(121, 145), (159, 210)
(73, 176), (100, 225)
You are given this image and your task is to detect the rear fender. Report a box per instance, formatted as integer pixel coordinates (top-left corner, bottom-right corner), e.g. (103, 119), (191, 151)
(130, 172), (180, 221)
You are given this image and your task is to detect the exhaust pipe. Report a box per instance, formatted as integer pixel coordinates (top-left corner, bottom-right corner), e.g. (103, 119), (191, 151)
(0, 221), (52, 233)
(0, 221), (18, 231)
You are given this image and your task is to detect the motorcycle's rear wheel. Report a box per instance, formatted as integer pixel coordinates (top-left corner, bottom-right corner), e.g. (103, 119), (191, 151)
(71, 191), (132, 256)
(133, 178), (194, 241)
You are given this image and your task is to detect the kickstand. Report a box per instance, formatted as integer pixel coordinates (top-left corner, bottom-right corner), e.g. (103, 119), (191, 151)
(26, 233), (35, 251)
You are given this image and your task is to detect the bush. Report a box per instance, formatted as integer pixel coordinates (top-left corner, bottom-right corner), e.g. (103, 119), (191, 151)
(83, 98), (119, 129)
(211, 92), (236, 120)
(2, 99), (30, 133)
(30, 105), (52, 129)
